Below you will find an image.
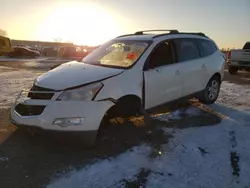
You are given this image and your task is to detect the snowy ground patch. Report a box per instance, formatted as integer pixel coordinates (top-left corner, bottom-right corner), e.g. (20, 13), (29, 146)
(152, 106), (203, 122)
(47, 117), (250, 188)
(0, 156), (9, 162)
(0, 66), (44, 108)
(217, 82), (250, 112)
(47, 145), (152, 188)
(47, 81), (250, 188)
(1, 66), (250, 188)
(0, 56), (72, 63)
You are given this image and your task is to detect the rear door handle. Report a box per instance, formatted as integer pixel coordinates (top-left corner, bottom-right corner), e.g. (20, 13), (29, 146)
(175, 70), (182, 75)
(155, 68), (162, 73)
(202, 64), (207, 68)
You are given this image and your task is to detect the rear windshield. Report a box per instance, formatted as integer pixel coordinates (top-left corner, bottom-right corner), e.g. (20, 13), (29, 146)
(243, 42), (250, 50)
(82, 40), (151, 68)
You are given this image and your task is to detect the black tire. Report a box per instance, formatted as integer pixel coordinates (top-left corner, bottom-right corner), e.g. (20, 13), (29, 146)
(199, 76), (221, 104)
(229, 67), (238, 74)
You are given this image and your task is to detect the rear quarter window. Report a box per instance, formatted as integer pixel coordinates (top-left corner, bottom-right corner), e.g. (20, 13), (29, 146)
(198, 39), (217, 57)
(243, 42), (250, 50)
(174, 38), (199, 62)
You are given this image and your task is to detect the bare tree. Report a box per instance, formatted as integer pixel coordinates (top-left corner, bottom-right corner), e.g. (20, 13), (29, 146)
(65, 40), (73, 44)
(53, 37), (63, 42)
(0, 29), (7, 37)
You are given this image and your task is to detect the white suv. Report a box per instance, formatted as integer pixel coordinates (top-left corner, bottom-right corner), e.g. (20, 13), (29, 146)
(11, 30), (225, 145)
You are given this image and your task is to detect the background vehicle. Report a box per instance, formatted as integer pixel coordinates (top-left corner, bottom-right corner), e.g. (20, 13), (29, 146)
(227, 42), (250, 74)
(0, 35), (13, 56)
(42, 47), (58, 57)
(8, 46), (40, 58)
(58, 46), (88, 59)
(27, 46), (41, 52)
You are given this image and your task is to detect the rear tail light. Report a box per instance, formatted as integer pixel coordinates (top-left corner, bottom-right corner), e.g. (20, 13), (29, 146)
(227, 51), (231, 60)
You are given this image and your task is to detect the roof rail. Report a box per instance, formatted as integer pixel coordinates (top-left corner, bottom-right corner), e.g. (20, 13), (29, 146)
(153, 31), (207, 38)
(134, 30), (179, 35)
(116, 30), (178, 38)
(116, 30), (207, 39)
(177, 32), (207, 37)
(116, 34), (135, 38)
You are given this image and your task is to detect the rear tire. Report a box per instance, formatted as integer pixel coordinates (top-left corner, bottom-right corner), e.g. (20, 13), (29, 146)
(199, 76), (221, 104)
(229, 67), (238, 74)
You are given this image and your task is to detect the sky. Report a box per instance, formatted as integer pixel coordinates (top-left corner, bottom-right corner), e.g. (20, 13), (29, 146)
(1, 0), (249, 48)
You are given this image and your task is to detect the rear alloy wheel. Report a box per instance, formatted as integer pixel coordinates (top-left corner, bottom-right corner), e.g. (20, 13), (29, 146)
(228, 67), (238, 74)
(199, 77), (220, 104)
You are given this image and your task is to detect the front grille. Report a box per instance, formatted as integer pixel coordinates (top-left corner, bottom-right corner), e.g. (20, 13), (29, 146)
(28, 85), (55, 100)
(15, 104), (46, 116)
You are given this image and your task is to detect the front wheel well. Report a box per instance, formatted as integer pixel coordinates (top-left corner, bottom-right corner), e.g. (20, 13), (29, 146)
(117, 95), (142, 105)
(210, 73), (221, 83)
(105, 95), (142, 119)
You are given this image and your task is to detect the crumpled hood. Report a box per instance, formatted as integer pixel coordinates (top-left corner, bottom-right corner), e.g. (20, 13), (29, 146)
(35, 61), (123, 90)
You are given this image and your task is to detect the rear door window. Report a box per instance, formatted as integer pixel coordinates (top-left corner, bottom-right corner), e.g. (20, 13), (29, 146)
(174, 38), (199, 62)
(198, 39), (217, 57)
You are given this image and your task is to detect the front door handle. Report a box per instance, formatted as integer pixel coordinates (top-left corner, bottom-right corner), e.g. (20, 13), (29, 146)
(155, 68), (162, 73)
(202, 64), (207, 68)
(175, 70), (182, 75)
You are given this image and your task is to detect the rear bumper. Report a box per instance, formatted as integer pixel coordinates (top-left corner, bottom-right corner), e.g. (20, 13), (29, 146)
(227, 60), (250, 68)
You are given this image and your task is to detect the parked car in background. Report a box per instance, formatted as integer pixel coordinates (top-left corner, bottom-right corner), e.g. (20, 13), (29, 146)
(42, 47), (58, 57)
(58, 46), (88, 60)
(0, 35), (13, 56)
(27, 46), (41, 52)
(8, 46), (40, 58)
(11, 30), (225, 146)
(8, 47), (40, 58)
(227, 42), (250, 74)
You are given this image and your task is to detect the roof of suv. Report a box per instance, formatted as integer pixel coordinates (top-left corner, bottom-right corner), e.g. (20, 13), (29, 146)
(116, 30), (209, 41)
(117, 34), (157, 41)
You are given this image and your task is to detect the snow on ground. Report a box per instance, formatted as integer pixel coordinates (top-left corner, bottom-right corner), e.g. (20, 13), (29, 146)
(0, 56), (72, 63)
(0, 57), (44, 62)
(48, 145), (153, 188)
(0, 56), (71, 69)
(152, 106), (203, 122)
(0, 156), (9, 162)
(0, 66), (43, 109)
(1, 66), (250, 187)
(146, 119), (250, 188)
(217, 82), (250, 112)
(47, 82), (250, 188)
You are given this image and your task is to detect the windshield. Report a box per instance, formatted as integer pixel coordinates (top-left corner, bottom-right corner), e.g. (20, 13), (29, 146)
(82, 40), (151, 68)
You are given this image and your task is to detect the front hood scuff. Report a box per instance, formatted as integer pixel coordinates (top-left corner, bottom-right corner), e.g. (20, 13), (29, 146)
(35, 61), (123, 90)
